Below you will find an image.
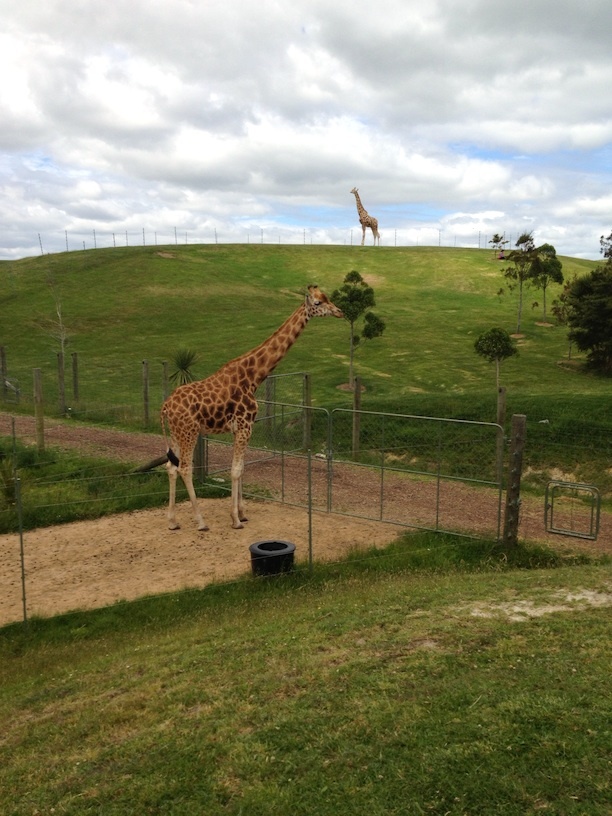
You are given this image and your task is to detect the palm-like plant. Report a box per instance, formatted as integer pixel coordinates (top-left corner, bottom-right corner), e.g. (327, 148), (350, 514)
(170, 348), (198, 386)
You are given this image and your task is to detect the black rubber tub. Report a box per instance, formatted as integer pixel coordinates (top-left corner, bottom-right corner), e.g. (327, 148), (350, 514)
(249, 539), (296, 577)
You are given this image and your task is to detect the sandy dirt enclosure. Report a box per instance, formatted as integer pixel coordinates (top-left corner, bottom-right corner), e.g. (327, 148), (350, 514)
(1, 412), (609, 627)
(0, 499), (401, 626)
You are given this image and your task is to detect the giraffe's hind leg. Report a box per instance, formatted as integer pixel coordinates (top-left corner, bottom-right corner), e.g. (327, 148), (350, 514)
(166, 460), (181, 530)
(166, 434), (209, 531)
(180, 461), (209, 532)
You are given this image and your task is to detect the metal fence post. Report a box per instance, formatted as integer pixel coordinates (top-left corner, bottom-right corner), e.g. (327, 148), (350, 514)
(11, 416), (27, 623)
(503, 413), (526, 547)
(303, 372), (312, 451)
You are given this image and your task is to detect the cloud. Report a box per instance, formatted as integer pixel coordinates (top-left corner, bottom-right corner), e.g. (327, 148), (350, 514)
(0, 0), (611, 259)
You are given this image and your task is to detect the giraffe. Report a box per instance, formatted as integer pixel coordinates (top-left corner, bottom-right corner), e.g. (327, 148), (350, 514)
(350, 187), (380, 246)
(160, 285), (343, 531)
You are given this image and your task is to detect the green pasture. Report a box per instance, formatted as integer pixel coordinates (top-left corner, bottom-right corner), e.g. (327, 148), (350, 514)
(0, 243), (606, 417)
(2, 244), (611, 500)
(1, 247), (611, 814)
(1, 541), (610, 815)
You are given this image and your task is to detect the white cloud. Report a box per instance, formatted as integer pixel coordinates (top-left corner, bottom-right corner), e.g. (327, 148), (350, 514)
(0, 0), (611, 260)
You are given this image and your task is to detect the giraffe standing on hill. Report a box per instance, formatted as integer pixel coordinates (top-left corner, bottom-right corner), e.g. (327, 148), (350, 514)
(160, 285), (343, 531)
(351, 187), (380, 246)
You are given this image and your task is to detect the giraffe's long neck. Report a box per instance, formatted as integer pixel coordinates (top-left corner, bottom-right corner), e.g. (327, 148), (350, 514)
(226, 303), (309, 389)
(353, 191), (365, 217)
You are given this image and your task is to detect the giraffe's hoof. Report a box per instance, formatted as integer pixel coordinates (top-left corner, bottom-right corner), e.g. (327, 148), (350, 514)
(197, 523), (210, 532)
(232, 521), (245, 530)
(168, 521), (180, 531)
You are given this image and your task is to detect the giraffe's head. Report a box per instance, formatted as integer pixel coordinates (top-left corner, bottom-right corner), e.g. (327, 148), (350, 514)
(306, 285), (344, 319)
(350, 187), (358, 195)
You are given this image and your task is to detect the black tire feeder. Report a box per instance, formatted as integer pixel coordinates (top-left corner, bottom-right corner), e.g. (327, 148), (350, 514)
(249, 540), (296, 577)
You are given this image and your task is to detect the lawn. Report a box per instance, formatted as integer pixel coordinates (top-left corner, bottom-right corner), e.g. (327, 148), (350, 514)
(1, 539), (610, 815)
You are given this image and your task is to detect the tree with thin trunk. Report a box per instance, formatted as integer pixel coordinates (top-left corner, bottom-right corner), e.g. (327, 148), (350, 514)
(551, 274), (577, 359)
(502, 232), (536, 334)
(529, 243), (563, 322)
(474, 327), (518, 389)
(331, 270), (385, 389)
(489, 233), (509, 259)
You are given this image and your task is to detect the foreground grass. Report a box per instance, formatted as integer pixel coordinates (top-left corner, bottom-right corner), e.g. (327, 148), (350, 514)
(1, 538), (610, 815)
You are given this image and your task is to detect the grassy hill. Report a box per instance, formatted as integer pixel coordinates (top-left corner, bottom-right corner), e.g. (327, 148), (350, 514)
(1, 243), (606, 420)
(2, 247), (611, 814)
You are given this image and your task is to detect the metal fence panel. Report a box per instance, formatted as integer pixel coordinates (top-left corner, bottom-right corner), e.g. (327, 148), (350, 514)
(330, 409), (504, 540)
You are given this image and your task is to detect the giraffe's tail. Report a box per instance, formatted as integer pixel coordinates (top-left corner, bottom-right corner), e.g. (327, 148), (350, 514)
(161, 402), (180, 467)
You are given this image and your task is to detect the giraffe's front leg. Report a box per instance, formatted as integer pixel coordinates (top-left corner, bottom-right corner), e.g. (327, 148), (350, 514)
(237, 476), (248, 523)
(230, 430), (250, 528)
(230, 470), (246, 529)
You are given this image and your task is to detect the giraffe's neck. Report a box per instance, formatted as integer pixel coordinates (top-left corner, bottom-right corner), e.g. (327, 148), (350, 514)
(224, 303), (309, 388)
(353, 191), (365, 216)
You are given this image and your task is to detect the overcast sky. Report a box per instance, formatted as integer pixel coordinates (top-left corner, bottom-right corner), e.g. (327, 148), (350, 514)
(1, 0), (611, 261)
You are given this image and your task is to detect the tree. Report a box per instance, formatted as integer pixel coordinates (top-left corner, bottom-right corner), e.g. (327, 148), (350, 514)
(529, 243), (563, 322)
(489, 233), (508, 258)
(566, 266), (612, 374)
(331, 270), (385, 388)
(551, 274), (577, 359)
(502, 232), (535, 333)
(474, 327), (518, 389)
(501, 232), (562, 332)
(600, 230), (612, 262)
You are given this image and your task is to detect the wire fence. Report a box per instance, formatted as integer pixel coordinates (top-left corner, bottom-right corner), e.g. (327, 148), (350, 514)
(1, 403), (506, 626)
(28, 227), (507, 257)
(2, 383), (610, 627)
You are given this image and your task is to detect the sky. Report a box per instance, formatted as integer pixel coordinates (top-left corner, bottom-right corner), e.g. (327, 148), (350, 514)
(1, 0), (612, 261)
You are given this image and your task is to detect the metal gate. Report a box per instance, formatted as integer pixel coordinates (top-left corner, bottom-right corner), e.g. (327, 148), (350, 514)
(329, 409), (504, 541)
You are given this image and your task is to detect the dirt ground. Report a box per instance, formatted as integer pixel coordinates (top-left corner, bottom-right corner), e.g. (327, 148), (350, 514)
(1, 413), (609, 626)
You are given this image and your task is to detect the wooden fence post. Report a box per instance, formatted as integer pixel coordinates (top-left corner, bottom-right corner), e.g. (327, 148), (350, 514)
(1, 345), (6, 400)
(142, 360), (149, 428)
(71, 352), (79, 402)
(496, 386), (506, 485)
(57, 352), (66, 415)
(162, 360), (169, 401)
(352, 377), (362, 458)
(33, 368), (45, 452)
(194, 435), (207, 482)
(502, 413), (526, 547)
